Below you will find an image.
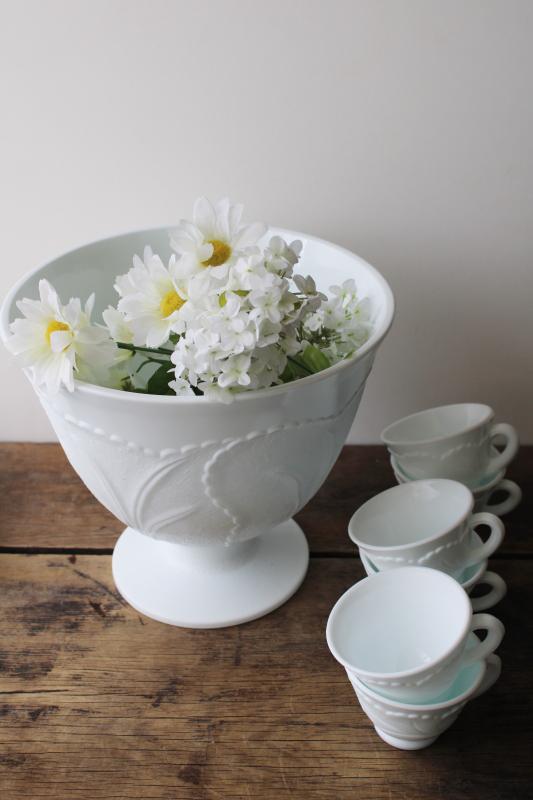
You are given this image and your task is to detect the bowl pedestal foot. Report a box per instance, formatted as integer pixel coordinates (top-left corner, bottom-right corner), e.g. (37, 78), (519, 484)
(112, 520), (309, 628)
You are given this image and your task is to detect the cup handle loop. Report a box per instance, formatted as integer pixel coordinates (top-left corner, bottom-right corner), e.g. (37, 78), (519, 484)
(487, 423), (519, 475)
(470, 572), (507, 612)
(464, 513), (505, 567)
(484, 479), (522, 517)
(471, 654), (502, 700)
(462, 613), (505, 667)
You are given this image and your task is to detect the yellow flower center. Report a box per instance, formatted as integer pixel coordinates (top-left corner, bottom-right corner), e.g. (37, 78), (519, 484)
(160, 289), (185, 318)
(202, 239), (231, 267)
(45, 320), (70, 346)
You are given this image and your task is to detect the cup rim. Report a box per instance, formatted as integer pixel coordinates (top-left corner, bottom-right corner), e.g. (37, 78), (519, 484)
(381, 403), (494, 447)
(0, 224), (395, 407)
(390, 453), (505, 495)
(326, 566), (472, 681)
(348, 479), (474, 553)
(359, 545), (488, 591)
(349, 649), (490, 712)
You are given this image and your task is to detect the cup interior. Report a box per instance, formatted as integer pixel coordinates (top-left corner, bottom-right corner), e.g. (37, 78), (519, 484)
(382, 404), (491, 445)
(327, 567), (470, 675)
(350, 480), (472, 549)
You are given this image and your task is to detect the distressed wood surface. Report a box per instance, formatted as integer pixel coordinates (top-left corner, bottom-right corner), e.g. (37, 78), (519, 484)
(0, 443), (531, 554)
(0, 554), (531, 800)
(1, 444), (531, 798)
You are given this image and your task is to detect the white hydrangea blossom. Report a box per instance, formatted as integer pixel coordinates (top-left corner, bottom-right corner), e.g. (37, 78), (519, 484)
(168, 375), (196, 397)
(303, 279), (372, 361)
(168, 226), (320, 395)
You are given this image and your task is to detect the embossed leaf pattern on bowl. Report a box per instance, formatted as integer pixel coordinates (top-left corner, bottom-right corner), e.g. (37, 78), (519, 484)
(41, 401), (228, 544)
(41, 384), (365, 547)
(204, 421), (338, 542)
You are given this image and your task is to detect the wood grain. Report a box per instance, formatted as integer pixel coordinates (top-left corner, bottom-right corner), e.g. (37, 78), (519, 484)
(1, 443), (531, 555)
(0, 554), (531, 800)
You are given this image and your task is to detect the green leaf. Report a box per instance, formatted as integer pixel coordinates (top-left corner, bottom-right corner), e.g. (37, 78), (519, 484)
(280, 358), (308, 383)
(280, 363), (296, 383)
(300, 345), (331, 373)
(219, 289), (248, 308)
(146, 363), (173, 395)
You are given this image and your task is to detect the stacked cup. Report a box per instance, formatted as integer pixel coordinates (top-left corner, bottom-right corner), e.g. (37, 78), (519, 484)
(382, 403), (520, 516)
(380, 403), (520, 604)
(349, 478), (507, 606)
(326, 568), (503, 749)
(326, 403), (518, 749)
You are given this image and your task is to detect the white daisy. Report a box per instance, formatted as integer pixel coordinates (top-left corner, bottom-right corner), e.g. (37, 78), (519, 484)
(115, 246), (186, 348)
(102, 305), (134, 344)
(170, 197), (267, 279)
(6, 279), (118, 394)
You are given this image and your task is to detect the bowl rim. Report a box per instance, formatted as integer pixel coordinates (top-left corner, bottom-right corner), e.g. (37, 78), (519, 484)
(0, 225), (394, 406)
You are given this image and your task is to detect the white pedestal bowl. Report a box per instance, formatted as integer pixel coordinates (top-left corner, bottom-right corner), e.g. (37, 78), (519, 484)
(1, 227), (394, 627)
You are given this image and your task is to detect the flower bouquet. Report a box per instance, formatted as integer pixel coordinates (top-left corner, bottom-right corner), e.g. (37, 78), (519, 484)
(1, 199), (394, 628)
(6, 198), (372, 402)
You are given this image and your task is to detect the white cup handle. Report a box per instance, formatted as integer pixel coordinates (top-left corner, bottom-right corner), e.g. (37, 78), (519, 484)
(463, 613), (505, 667)
(486, 423), (519, 474)
(463, 512), (505, 567)
(470, 572), (507, 612)
(471, 654), (502, 700)
(484, 479), (522, 517)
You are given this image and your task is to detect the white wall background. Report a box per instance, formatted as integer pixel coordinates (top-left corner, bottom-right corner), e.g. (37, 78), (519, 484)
(1, 0), (532, 443)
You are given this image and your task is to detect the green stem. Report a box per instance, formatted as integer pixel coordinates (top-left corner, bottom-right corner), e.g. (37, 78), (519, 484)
(117, 343), (314, 380)
(117, 342), (173, 356)
(135, 358), (169, 374)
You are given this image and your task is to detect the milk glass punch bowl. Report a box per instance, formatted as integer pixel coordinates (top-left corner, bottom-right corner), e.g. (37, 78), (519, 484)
(1, 227), (394, 628)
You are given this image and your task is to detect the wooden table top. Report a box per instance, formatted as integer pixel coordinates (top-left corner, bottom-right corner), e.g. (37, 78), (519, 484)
(1, 443), (531, 799)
